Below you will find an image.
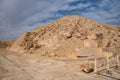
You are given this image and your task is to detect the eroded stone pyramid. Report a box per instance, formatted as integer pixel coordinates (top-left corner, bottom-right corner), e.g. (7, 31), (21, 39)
(9, 15), (120, 58)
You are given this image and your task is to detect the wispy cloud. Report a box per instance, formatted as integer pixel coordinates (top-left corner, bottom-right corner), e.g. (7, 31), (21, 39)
(81, 0), (120, 24)
(0, 0), (120, 40)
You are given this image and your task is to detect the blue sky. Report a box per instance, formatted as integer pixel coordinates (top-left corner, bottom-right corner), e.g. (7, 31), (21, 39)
(0, 0), (120, 40)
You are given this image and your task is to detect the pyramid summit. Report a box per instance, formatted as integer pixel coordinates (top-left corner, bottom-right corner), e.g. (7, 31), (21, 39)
(9, 15), (120, 58)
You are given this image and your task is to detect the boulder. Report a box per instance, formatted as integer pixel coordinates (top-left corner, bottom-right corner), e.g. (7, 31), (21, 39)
(80, 64), (94, 73)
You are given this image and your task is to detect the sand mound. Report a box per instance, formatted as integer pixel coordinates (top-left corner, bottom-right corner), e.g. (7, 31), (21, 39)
(9, 15), (120, 58)
(0, 40), (15, 49)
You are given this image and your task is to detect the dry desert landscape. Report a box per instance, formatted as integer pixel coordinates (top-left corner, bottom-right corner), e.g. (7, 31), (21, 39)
(0, 15), (120, 80)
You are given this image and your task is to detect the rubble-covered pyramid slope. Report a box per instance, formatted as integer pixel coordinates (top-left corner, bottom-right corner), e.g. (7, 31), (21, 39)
(0, 40), (15, 49)
(9, 15), (120, 58)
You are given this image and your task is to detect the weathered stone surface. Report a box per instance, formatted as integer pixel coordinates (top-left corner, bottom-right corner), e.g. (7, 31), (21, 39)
(9, 15), (120, 58)
(80, 64), (94, 73)
(77, 48), (102, 57)
(84, 40), (98, 48)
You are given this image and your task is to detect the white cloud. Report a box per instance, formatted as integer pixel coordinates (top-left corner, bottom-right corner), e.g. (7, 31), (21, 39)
(67, 0), (79, 2)
(0, 0), (120, 40)
(0, 0), (70, 40)
(81, 0), (120, 25)
(66, 2), (91, 10)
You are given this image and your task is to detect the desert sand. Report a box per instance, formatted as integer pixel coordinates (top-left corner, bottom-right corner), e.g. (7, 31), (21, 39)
(0, 50), (120, 80)
(0, 15), (120, 80)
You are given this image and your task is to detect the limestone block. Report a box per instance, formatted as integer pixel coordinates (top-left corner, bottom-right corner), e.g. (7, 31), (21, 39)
(84, 40), (98, 48)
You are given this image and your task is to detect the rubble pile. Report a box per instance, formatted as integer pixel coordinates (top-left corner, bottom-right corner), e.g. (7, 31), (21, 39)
(9, 15), (120, 58)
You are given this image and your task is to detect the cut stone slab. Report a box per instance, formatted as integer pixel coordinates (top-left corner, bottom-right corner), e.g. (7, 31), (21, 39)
(77, 47), (102, 58)
(77, 47), (113, 58)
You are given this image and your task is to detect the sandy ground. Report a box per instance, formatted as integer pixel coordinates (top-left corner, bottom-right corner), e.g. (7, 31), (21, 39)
(0, 50), (120, 80)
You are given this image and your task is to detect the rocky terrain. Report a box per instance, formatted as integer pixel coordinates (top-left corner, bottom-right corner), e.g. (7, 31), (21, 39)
(0, 50), (120, 80)
(0, 40), (15, 49)
(1, 15), (120, 80)
(9, 15), (120, 58)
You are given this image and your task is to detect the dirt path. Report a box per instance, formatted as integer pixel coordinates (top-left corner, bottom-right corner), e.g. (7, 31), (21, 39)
(0, 50), (119, 80)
